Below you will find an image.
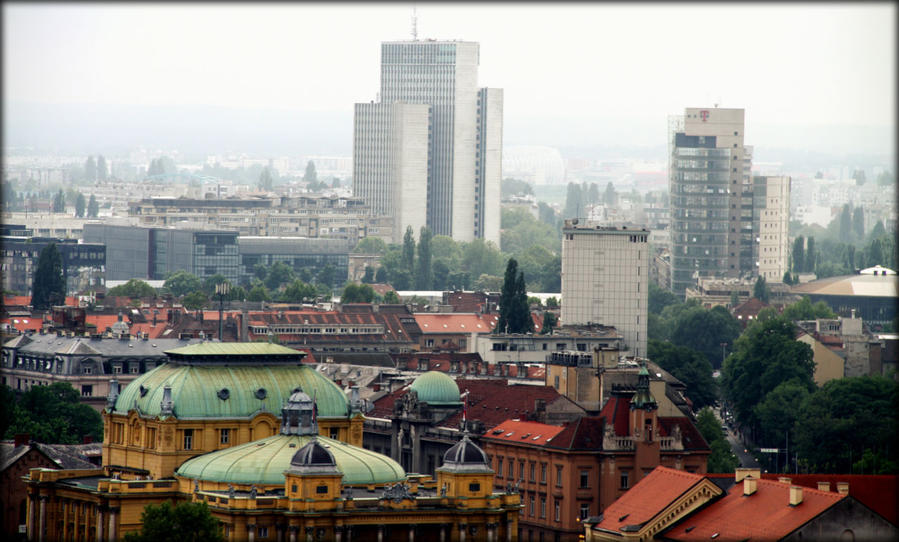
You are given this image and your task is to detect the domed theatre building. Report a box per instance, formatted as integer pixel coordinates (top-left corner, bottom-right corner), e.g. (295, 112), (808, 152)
(24, 343), (521, 541)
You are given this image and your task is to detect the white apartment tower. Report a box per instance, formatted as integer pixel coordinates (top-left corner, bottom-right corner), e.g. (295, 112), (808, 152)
(560, 221), (649, 357)
(754, 175), (791, 281)
(353, 40), (503, 244)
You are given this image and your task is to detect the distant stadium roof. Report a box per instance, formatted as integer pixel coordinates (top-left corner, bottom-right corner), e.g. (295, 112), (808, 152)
(791, 273), (898, 298)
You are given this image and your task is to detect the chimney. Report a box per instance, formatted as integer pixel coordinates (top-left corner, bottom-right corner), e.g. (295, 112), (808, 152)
(106, 379), (120, 410)
(778, 477), (792, 484)
(83, 435), (93, 444)
(817, 482), (831, 492)
(735, 467), (761, 482)
(789, 486), (803, 506)
(836, 482), (849, 496)
(14, 433), (31, 448)
(743, 477), (757, 496)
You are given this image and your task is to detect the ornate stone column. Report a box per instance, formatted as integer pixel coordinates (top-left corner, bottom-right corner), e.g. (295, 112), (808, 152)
(305, 526), (314, 542)
(107, 506), (119, 542)
(37, 495), (48, 542)
(96, 506), (106, 542)
(335, 526), (343, 542)
(487, 522), (497, 542)
(377, 525), (384, 542)
(27, 493), (37, 541)
(459, 523), (467, 542)
(288, 525), (299, 542)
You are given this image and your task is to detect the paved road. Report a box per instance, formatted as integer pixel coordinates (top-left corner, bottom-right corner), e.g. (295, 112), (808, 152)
(714, 408), (761, 468)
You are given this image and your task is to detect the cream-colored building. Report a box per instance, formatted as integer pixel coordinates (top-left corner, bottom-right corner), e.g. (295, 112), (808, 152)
(560, 221), (648, 357)
(755, 175), (791, 282)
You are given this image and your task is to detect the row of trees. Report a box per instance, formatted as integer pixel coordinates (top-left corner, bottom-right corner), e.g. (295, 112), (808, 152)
(563, 181), (616, 219)
(695, 407), (739, 473)
(49, 189), (100, 216)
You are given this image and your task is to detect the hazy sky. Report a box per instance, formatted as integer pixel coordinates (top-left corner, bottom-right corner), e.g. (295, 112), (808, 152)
(3, 2), (896, 155)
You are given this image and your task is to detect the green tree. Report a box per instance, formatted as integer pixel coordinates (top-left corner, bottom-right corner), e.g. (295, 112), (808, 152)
(382, 290), (401, 304)
(753, 276), (770, 303)
(648, 340), (717, 410)
(123, 500), (224, 542)
(107, 279), (157, 299)
(501, 178), (534, 198)
(361, 266), (376, 284)
(781, 296), (836, 321)
(164, 270), (203, 298)
(495, 258), (530, 334)
(259, 166), (273, 191)
(587, 182), (600, 205)
(695, 407), (739, 474)
(182, 291), (208, 310)
(402, 226), (416, 272)
(282, 279), (317, 303)
(316, 264), (337, 289)
(805, 236), (816, 273)
(603, 182), (618, 206)
(852, 206), (865, 241)
(731, 289), (741, 306)
(87, 194), (99, 217)
(3, 383), (103, 444)
(415, 227), (433, 290)
(97, 155), (108, 181)
(74, 192), (86, 217)
(265, 261), (295, 291)
(31, 243), (66, 309)
(0, 385), (15, 439)
(540, 312), (558, 334)
(852, 169), (866, 186)
(649, 282), (679, 314)
(545, 296), (559, 309)
(304, 161), (317, 184)
(353, 237), (387, 254)
(85, 155), (97, 182)
(754, 379), (811, 451)
(669, 305), (741, 368)
(460, 238), (504, 278)
(563, 182), (584, 219)
(792, 236), (805, 273)
(52, 189), (65, 212)
(721, 316), (815, 438)
(839, 204), (852, 243)
(341, 283), (376, 304)
(247, 283), (271, 302)
(793, 376), (897, 474)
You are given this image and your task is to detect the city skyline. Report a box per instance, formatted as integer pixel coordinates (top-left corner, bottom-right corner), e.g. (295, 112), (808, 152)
(3, 3), (896, 157)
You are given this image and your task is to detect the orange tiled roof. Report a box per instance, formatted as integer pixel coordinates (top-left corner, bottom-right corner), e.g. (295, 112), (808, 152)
(594, 466), (708, 533)
(664, 478), (844, 541)
(1, 316), (43, 331)
(759, 473), (898, 525)
(481, 419), (566, 446)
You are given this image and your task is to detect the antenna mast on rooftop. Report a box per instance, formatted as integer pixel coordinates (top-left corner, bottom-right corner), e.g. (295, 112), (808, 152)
(411, 4), (418, 40)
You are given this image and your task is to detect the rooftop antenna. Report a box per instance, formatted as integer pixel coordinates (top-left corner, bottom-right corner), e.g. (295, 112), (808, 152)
(411, 3), (418, 40)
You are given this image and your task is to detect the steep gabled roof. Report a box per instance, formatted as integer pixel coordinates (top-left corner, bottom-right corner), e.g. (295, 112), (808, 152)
(759, 473), (898, 526)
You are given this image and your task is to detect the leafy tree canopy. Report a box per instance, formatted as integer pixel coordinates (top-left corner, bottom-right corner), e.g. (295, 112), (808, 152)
(32, 243), (66, 310)
(648, 339), (717, 410)
(3, 383), (103, 444)
(353, 237), (387, 254)
(107, 279), (157, 299)
(123, 500), (224, 542)
(501, 177), (534, 198)
(164, 270), (202, 298)
(781, 296), (836, 321)
(669, 305), (741, 368)
(341, 283), (377, 304)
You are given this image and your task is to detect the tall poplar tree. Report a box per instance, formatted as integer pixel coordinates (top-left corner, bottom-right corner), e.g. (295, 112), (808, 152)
(32, 243), (66, 309)
(415, 227), (433, 290)
(496, 258), (530, 334)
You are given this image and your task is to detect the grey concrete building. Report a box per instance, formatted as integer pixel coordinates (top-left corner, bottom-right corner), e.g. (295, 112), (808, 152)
(560, 222), (649, 357)
(0, 232), (105, 296)
(353, 40), (503, 244)
(237, 236), (352, 289)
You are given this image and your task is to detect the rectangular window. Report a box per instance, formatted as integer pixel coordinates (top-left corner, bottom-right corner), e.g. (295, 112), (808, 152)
(258, 527), (269, 539)
(553, 375), (559, 389)
(580, 503), (590, 520)
(113, 366), (122, 374)
(183, 429), (194, 450)
(540, 497), (546, 519)
(220, 428), (230, 445)
(555, 500), (561, 522)
(620, 470), (630, 489)
(82, 367), (92, 375)
(579, 469), (590, 489)
(316, 485), (328, 494)
(529, 495), (535, 516)
(519, 461), (525, 480)
(540, 463), (547, 484)
(508, 460), (515, 479)
(81, 385), (93, 397)
(555, 465), (563, 487)
(497, 457), (504, 477)
(529, 462), (536, 482)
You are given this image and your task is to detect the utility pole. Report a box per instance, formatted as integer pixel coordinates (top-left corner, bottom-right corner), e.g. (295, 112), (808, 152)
(216, 282), (230, 341)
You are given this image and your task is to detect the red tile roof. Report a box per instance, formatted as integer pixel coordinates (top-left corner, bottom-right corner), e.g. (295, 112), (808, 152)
(759, 473), (898, 525)
(1, 316), (43, 332)
(593, 466), (708, 533)
(548, 416), (606, 450)
(665, 478), (844, 541)
(414, 313), (497, 333)
(246, 309), (420, 344)
(482, 419), (566, 446)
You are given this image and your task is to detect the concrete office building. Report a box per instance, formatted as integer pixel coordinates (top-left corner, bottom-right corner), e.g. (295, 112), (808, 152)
(83, 224), (239, 284)
(353, 40), (503, 244)
(0, 230), (106, 296)
(560, 221), (649, 357)
(238, 236), (351, 290)
(668, 107), (750, 294)
(754, 175), (791, 282)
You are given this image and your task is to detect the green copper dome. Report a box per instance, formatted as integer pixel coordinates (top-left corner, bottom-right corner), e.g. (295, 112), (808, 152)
(175, 434), (405, 486)
(114, 363), (349, 419)
(409, 371), (461, 406)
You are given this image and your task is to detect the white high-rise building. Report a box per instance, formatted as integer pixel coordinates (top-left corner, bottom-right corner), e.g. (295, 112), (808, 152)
(561, 221), (649, 357)
(754, 175), (791, 282)
(353, 40), (503, 244)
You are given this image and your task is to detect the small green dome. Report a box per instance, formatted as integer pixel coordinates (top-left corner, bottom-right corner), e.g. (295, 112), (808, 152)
(175, 434), (405, 486)
(409, 371), (461, 405)
(114, 363), (348, 419)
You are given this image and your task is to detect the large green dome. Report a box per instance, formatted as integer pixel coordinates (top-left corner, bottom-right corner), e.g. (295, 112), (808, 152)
(114, 361), (349, 419)
(175, 434), (405, 486)
(409, 371), (461, 405)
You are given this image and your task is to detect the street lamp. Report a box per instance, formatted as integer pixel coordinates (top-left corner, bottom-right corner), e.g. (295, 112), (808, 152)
(215, 282), (231, 341)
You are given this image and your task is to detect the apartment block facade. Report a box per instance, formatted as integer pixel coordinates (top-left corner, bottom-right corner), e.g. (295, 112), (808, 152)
(753, 175), (791, 282)
(560, 222), (648, 357)
(353, 40), (503, 244)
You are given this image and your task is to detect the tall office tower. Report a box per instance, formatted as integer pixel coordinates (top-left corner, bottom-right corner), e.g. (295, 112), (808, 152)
(668, 107), (751, 294)
(353, 40), (503, 244)
(353, 102), (430, 242)
(560, 221), (649, 357)
(753, 175), (791, 282)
